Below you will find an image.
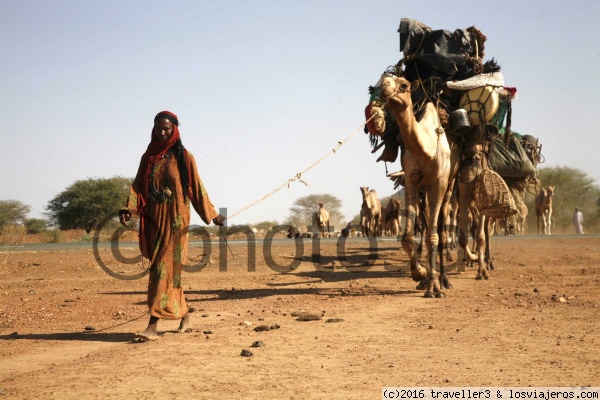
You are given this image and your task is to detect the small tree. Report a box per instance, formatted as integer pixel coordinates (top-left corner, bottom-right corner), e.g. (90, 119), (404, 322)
(0, 200), (30, 229)
(251, 220), (279, 233)
(45, 176), (133, 234)
(24, 218), (48, 234)
(285, 194), (344, 231)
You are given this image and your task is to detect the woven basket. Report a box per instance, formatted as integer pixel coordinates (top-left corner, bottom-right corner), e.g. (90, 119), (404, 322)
(473, 169), (518, 219)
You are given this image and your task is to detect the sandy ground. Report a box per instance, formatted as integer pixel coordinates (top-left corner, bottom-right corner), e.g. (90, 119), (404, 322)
(0, 235), (599, 399)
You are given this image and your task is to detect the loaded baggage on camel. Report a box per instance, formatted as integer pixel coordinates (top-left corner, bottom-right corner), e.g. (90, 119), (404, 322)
(365, 18), (543, 192)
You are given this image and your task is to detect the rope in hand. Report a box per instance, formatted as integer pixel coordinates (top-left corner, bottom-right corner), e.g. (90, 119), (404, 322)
(225, 113), (378, 221)
(218, 225), (235, 259)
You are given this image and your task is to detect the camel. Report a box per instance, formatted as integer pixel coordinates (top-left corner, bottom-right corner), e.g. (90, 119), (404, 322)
(314, 202), (330, 238)
(377, 74), (515, 284)
(378, 76), (460, 297)
(360, 187), (381, 237)
(535, 186), (555, 235)
(381, 198), (402, 237)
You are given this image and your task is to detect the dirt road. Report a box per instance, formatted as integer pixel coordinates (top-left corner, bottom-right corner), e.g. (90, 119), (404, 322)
(1, 235), (599, 399)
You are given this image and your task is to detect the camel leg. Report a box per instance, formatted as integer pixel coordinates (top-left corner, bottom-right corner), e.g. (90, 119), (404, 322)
(438, 183), (454, 290)
(484, 217), (495, 271)
(475, 214), (489, 280)
(423, 181), (446, 298)
(452, 223), (458, 250)
(416, 192), (428, 260)
(547, 209), (552, 235)
(401, 181), (427, 284)
(368, 217), (374, 237)
(361, 216), (367, 238)
(447, 208), (458, 253)
(448, 208), (458, 251)
(458, 182), (479, 265)
(542, 213), (546, 235)
(443, 198), (453, 263)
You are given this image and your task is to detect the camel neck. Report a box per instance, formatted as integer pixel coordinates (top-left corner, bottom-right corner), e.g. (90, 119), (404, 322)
(388, 102), (438, 163)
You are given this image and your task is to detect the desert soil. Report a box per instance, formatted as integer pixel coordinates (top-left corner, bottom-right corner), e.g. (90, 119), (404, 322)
(0, 235), (599, 399)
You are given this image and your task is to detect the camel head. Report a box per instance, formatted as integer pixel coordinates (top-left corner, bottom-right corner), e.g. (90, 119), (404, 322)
(379, 76), (419, 108)
(360, 187), (369, 197)
(547, 186), (555, 196)
(318, 202), (325, 209)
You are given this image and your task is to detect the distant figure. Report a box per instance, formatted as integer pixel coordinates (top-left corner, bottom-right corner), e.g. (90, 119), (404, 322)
(573, 207), (584, 235)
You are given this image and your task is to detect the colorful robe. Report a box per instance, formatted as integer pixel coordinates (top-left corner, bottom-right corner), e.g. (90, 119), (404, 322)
(123, 151), (218, 319)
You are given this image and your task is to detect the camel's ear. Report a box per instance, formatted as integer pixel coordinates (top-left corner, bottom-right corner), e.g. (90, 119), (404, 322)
(410, 80), (420, 92)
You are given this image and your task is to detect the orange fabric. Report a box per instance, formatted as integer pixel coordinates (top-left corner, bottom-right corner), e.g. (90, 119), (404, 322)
(124, 151), (219, 319)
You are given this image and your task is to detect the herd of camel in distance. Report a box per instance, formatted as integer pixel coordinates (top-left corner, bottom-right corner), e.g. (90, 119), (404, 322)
(308, 184), (555, 240)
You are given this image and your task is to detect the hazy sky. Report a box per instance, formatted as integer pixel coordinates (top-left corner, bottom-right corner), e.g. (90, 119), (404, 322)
(2, 0), (599, 228)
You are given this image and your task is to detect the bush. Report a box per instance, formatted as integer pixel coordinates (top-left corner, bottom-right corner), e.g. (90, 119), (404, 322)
(47, 230), (61, 243)
(25, 218), (48, 234)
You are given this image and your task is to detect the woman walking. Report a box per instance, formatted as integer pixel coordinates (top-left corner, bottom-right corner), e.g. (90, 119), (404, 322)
(120, 111), (224, 341)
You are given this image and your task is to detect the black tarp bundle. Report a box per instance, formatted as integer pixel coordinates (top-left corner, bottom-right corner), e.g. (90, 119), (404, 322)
(398, 18), (485, 82)
(487, 136), (535, 178)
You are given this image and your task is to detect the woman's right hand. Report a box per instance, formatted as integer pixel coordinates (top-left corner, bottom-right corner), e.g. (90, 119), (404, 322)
(119, 210), (132, 226)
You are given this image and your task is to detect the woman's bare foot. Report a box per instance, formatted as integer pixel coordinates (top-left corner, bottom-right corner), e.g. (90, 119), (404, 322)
(135, 317), (159, 341)
(135, 327), (158, 341)
(178, 313), (191, 333)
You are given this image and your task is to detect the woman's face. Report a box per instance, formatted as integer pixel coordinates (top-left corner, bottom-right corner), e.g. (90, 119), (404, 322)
(153, 118), (174, 141)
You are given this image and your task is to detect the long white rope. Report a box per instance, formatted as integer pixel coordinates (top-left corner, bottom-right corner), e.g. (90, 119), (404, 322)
(226, 113), (377, 221)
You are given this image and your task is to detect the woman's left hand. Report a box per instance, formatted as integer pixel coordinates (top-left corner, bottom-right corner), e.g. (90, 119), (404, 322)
(119, 210), (132, 226)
